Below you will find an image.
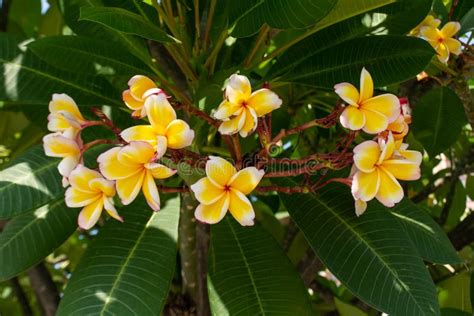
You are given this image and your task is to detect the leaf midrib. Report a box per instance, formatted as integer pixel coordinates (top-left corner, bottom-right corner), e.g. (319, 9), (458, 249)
(0, 57), (121, 106)
(301, 191), (426, 315)
(227, 218), (266, 315)
(98, 212), (158, 316)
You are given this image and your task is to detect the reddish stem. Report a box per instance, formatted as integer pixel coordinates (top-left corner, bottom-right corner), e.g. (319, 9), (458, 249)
(158, 185), (190, 193)
(256, 185), (309, 194)
(172, 101), (219, 128)
(90, 107), (125, 142)
(81, 139), (118, 153)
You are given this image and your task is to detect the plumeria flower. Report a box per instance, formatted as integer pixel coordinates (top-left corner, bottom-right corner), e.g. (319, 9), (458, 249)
(121, 94), (194, 156)
(214, 74), (282, 137)
(123, 75), (162, 118)
(351, 133), (422, 216)
(65, 165), (121, 230)
(410, 15), (441, 36)
(98, 141), (176, 211)
(43, 133), (83, 187)
(47, 94), (86, 138)
(190, 156), (265, 226)
(335, 68), (400, 134)
(420, 22), (462, 63)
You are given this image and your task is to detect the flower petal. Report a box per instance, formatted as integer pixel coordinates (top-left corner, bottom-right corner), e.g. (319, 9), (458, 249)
(146, 162), (176, 179)
(129, 75), (157, 100)
(117, 141), (155, 166)
(120, 125), (157, 146)
(43, 133), (80, 157)
(190, 177), (225, 205)
(213, 100), (242, 120)
(247, 89), (282, 117)
(334, 83), (360, 106)
(194, 193), (229, 224)
(68, 165), (102, 192)
(399, 149), (423, 165)
(228, 167), (264, 195)
(156, 135), (168, 158)
(436, 43), (450, 63)
(381, 160), (421, 181)
(65, 188), (100, 207)
(89, 178), (116, 196)
(228, 189), (255, 226)
(103, 197), (123, 222)
(375, 167), (404, 207)
(377, 133), (395, 163)
(361, 94), (400, 123)
(58, 155), (81, 178)
(353, 140), (380, 173)
(355, 199), (367, 217)
(49, 93), (84, 122)
(123, 89), (144, 111)
(359, 68), (374, 102)
(239, 108), (257, 138)
(420, 26), (440, 42)
(98, 147), (142, 180)
(142, 170), (160, 211)
(205, 156), (236, 187)
(226, 74), (251, 104)
(360, 109), (388, 134)
(78, 197), (104, 230)
(340, 106), (365, 130)
(116, 170), (146, 205)
(441, 21), (461, 38)
(166, 119), (194, 149)
(145, 94), (177, 134)
(218, 110), (246, 135)
(444, 38), (462, 55)
(352, 169), (380, 202)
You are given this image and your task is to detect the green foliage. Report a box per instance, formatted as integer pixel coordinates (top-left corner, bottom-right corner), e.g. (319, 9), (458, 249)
(57, 197), (180, 315)
(279, 182), (439, 315)
(208, 216), (312, 315)
(412, 87), (467, 157)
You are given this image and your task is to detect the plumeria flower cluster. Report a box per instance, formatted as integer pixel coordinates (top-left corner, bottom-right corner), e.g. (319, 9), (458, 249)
(411, 14), (462, 64)
(335, 68), (422, 215)
(43, 75), (195, 229)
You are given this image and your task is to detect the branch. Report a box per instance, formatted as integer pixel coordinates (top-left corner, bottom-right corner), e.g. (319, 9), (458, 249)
(0, 0), (12, 32)
(256, 185), (309, 193)
(27, 263), (60, 316)
(448, 212), (474, 250)
(10, 277), (33, 316)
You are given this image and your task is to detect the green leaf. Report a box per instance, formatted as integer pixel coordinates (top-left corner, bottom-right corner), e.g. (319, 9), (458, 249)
(0, 145), (104, 219)
(281, 35), (434, 88)
(335, 297), (368, 316)
(278, 182), (440, 315)
(208, 216), (313, 315)
(79, 7), (178, 43)
(0, 199), (78, 281)
(460, 7), (474, 35)
(280, 35), (434, 88)
(28, 36), (152, 76)
(57, 196), (180, 315)
(0, 33), (121, 106)
(230, 0), (337, 37)
(389, 199), (460, 264)
(412, 87), (467, 157)
(269, 0), (432, 78)
(7, 0), (42, 38)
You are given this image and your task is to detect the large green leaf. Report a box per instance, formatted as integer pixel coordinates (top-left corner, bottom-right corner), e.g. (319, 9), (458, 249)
(208, 216), (312, 315)
(79, 7), (178, 43)
(0, 199), (78, 281)
(269, 0), (432, 77)
(0, 145), (104, 219)
(0, 33), (121, 106)
(230, 0), (337, 37)
(389, 199), (460, 264)
(281, 35), (435, 88)
(57, 196), (180, 315)
(412, 87), (467, 157)
(28, 36), (152, 76)
(278, 182), (440, 315)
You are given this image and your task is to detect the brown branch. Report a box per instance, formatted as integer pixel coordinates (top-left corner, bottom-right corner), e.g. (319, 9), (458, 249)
(158, 185), (190, 193)
(256, 185), (309, 193)
(172, 101), (219, 128)
(10, 277), (33, 316)
(27, 263), (60, 316)
(195, 223), (211, 316)
(448, 212), (474, 250)
(90, 107), (124, 141)
(448, 0), (459, 20)
(0, 0), (12, 32)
